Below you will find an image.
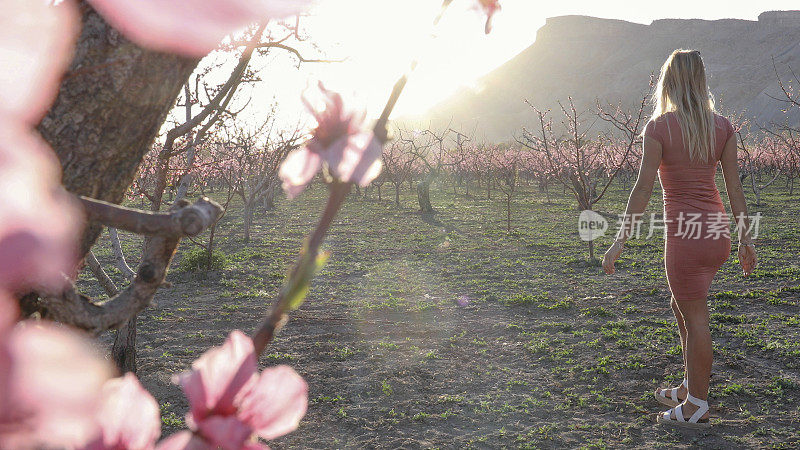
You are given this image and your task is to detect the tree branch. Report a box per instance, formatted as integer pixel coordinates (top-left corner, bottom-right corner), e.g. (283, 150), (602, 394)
(80, 196), (222, 237)
(35, 197), (223, 333)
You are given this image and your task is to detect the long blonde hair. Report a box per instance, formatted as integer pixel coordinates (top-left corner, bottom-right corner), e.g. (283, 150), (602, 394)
(651, 49), (717, 163)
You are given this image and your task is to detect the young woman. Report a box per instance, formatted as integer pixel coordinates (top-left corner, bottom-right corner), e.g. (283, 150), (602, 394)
(601, 49), (758, 428)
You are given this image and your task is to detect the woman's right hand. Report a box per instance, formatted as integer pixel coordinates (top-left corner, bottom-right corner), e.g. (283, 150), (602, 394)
(738, 243), (757, 276)
(602, 241), (624, 275)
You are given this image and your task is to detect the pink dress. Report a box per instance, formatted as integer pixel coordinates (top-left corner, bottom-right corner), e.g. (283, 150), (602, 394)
(644, 112), (734, 301)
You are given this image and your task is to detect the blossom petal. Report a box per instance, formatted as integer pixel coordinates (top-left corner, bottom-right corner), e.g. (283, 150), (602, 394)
(196, 415), (252, 450)
(477, 0), (501, 34)
(176, 330), (258, 422)
(330, 133), (383, 187)
(235, 365), (308, 440)
(0, 321), (113, 448)
(0, 122), (79, 292)
(279, 147), (323, 199)
(0, 291), (17, 333)
(87, 373), (161, 450)
(155, 431), (214, 450)
(87, 0), (314, 56)
(0, 0), (77, 124)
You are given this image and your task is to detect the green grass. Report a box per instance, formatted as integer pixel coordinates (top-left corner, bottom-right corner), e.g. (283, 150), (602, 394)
(81, 175), (800, 449)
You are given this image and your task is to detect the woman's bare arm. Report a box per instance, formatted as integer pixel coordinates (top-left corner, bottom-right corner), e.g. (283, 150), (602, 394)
(603, 134), (662, 274)
(615, 135), (663, 242)
(720, 132), (757, 275)
(720, 133), (752, 242)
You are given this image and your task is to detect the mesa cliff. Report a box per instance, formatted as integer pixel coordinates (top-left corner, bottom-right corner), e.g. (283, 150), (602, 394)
(410, 11), (800, 141)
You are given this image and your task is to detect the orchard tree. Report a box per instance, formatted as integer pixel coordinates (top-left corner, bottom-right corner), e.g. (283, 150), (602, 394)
(217, 118), (302, 242)
(518, 92), (648, 260)
(493, 144), (522, 232)
(382, 139), (420, 207)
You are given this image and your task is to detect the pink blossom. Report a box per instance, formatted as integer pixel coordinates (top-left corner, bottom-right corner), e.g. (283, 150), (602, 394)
(168, 330), (307, 449)
(0, 0), (80, 293)
(0, 0), (77, 124)
(279, 83), (383, 197)
(476, 0), (501, 34)
(87, 0), (314, 56)
(0, 123), (79, 292)
(86, 373), (162, 450)
(0, 294), (113, 448)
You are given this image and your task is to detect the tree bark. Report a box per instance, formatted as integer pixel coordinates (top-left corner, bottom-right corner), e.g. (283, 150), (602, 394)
(38, 2), (199, 259)
(111, 317), (137, 373)
(86, 250), (137, 373)
(244, 203), (253, 243)
(417, 179), (434, 213)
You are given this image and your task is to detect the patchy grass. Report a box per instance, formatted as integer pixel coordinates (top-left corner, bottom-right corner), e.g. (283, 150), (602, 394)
(82, 178), (800, 448)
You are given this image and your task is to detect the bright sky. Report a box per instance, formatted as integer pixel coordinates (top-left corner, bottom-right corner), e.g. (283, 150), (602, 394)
(235, 0), (799, 132)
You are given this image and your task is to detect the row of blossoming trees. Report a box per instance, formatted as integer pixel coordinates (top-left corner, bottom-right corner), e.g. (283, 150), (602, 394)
(370, 99), (799, 246)
(159, 100), (799, 252)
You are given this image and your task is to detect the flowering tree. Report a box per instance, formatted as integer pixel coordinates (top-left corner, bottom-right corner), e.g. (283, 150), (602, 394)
(217, 119), (303, 242)
(382, 139), (419, 207)
(398, 125), (465, 213)
(493, 144), (522, 232)
(518, 92), (649, 260)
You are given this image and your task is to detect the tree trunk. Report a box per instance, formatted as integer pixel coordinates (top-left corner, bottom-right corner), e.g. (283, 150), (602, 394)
(38, 3), (199, 258)
(111, 317), (137, 373)
(175, 145), (196, 202)
(417, 179), (434, 213)
(107, 229), (138, 372)
(263, 183), (276, 210)
(394, 184), (401, 207)
(506, 195), (512, 232)
(244, 203), (253, 243)
(85, 250), (137, 373)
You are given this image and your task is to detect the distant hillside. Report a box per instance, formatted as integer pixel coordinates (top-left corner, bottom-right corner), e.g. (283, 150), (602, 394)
(408, 11), (800, 142)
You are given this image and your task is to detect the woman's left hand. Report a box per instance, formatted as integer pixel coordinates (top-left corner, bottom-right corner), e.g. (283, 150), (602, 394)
(602, 241), (624, 275)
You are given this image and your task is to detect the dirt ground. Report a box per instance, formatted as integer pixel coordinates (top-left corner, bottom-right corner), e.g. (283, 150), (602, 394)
(82, 178), (800, 449)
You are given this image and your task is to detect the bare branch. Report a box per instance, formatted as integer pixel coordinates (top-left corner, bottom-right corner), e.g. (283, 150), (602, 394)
(80, 196), (222, 237)
(35, 197), (223, 333)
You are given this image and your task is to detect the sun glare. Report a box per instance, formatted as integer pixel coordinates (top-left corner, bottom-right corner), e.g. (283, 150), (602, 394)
(245, 0), (798, 132)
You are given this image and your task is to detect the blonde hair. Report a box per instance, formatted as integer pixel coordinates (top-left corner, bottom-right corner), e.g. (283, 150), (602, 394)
(651, 49), (717, 163)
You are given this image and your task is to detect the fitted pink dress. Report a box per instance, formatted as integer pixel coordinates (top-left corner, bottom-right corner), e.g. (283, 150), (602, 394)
(644, 112), (735, 301)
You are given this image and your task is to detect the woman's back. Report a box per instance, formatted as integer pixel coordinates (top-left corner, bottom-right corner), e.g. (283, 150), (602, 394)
(645, 111), (735, 213)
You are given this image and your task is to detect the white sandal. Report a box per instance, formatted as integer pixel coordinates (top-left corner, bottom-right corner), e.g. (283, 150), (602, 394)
(654, 378), (687, 407)
(656, 393), (710, 429)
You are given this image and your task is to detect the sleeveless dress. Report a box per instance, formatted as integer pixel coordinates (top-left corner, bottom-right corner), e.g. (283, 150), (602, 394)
(644, 112), (734, 301)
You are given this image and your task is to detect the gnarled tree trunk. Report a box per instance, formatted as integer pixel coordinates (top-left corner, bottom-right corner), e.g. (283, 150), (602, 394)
(38, 2), (199, 259)
(36, 3), (200, 370)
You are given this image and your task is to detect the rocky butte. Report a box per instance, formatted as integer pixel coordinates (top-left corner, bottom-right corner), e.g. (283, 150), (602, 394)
(411, 11), (800, 142)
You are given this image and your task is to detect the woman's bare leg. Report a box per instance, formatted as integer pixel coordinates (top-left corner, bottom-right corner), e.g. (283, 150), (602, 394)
(671, 296), (689, 397)
(672, 298), (712, 419)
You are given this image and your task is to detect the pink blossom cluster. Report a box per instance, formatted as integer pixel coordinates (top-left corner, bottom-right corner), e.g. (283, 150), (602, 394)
(279, 83), (383, 198)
